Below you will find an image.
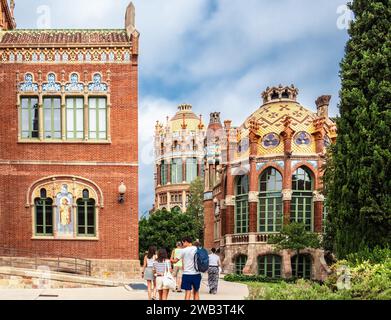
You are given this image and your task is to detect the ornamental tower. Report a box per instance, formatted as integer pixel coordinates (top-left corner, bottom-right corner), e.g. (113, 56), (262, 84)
(154, 104), (206, 213)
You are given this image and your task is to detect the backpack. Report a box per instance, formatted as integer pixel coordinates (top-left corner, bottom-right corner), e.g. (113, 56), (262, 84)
(194, 247), (209, 273)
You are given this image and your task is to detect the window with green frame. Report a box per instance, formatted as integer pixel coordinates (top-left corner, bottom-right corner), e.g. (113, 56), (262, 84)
(160, 160), (167, 185)
(34, 189), (53, 236)
(186, 158), (197, 183)
(258, 255), (282, 278)
(259, 168), (283, 233)
(43, 97), (61, 139)
(21, 97), (39, 139)
(235, 175), (249, 234)
(88, 97), (107, 140)
(291, 254), (312, 279)
(66, 97), (84, 139)
(77, 190), (96, 237)
(235, 255), (247, 275)
(290, 167), (313, 231)
(171, 158), (183, 184)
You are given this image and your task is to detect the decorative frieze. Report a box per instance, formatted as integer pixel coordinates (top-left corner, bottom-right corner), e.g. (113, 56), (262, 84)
(0, 48), (133, 64)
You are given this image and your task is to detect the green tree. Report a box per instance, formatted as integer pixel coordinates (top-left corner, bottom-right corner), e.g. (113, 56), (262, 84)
(186, 177), (205, 244)
(324, 0), (391, 258)
(268, 223), (321, 259)
(139, 209), (199, 261)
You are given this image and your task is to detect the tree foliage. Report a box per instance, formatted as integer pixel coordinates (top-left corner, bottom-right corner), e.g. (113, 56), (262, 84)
(186, 177), (205, 244)
(139, 209), (199, 260)
(268, 223), (321, 256)
(324, 0), (391, 257)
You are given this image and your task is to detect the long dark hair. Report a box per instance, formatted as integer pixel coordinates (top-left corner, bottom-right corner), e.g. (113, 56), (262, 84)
(156, 248), (168, 263)
(147, 246), (156, 259)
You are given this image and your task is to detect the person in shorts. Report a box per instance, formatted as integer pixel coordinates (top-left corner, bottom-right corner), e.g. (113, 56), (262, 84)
(171, 236), (201, 300)
(170, 241), (183, 292)
(153, 248), (172, 301)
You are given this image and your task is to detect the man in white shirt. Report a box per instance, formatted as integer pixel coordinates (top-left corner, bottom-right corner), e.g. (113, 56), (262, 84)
(208, 248), (221, 294)
(171, 236), (201, 300)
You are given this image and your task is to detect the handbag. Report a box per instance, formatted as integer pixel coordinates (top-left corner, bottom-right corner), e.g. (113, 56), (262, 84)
(162, 261), (176, 290)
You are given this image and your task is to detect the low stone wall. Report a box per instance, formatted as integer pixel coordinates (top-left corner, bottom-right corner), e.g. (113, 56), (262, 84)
(222, 243), (331, 281)
(0, 267), (128, 289)
(0, 257), (142, 281)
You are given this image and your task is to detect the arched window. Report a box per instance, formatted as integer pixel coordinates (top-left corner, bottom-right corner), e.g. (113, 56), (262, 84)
(235, 175), (249, 234)
(235, 255), (247, 275)
(291, 167), (314, 231)
(271, 91), (279, 100)
(77, 193), (96, 237)
(161, 160), (167, 185)
(172, 206), (182, 214)
(258, 255), (282, 278)
(259, 168), (283, 233)
(186, 158), (197, 183)
(171, 158), (183, 184)
(281, 90), (290, 99)
(291, 254), (312, 279)
(34, 189), (53, 236)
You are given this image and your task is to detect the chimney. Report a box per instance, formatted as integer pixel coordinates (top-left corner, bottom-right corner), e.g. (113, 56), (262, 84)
(125, 2), (136, 37)
(315, 95), (331, 119)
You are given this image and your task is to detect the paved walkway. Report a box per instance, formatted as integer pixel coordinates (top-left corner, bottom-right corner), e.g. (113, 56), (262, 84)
(0, 277), (248, 300)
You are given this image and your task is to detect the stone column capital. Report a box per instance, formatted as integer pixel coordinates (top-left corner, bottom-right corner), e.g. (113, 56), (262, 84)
(225, 195), (235, 206)
(248, 191), (259, 203)
(282, 189), (292, 201)
(313, 191), (325, 202)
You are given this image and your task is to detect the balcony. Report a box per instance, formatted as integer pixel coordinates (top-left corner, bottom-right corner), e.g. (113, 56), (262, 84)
(225, 233), (274, 245)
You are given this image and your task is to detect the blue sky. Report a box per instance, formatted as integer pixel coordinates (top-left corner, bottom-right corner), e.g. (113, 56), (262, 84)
(14, 0), (349, 216)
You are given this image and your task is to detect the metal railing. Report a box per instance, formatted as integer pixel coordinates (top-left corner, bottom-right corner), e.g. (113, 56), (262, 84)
(0, 246), (91, 276)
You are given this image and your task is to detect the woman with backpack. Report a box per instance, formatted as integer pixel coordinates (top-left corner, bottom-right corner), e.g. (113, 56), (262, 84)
(153, 248), (174, 301)
(142, 246), (157, 300)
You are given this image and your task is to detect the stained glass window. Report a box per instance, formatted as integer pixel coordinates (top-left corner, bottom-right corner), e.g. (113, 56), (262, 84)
(262, 133), (280, 148)
(295, 132), (311, 146)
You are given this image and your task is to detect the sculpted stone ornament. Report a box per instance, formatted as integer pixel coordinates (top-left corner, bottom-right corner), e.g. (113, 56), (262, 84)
(282, 189), (293, 201)
(248, 191), (259, 203)
(225, 195), (235, 206)
(313, 191), (325, 202)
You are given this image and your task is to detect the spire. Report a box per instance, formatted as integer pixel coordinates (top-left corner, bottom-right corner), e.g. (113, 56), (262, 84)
(125, 2), (136, 37)
(0, 0), (16, 30)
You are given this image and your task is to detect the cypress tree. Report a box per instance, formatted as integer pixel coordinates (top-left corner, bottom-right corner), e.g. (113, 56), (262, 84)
(325, 0), (391, 257)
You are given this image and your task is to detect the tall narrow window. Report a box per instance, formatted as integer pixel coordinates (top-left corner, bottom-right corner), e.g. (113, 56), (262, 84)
(258, 255), (282, 278)
(34, 189), (53, 236)
(235, 175), (249, 234)
(21, 97), (39, 139)
(235, 255), (247, 275)
(171, 158), (183, 184)
(186, 158), (197, 183)
(259, 168), (283, 233)
(88, 97), (107, 140)
(291, 167), (314, 231)
(77, 191), (96, 237)
(43, 97), (61, 139)
(66, 97), (84, 139)
(160, 161), (167, 185)
(291, 254), (312, 279)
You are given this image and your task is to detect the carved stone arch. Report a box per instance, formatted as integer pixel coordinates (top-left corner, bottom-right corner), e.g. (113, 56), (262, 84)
(26, 175), (104, 208)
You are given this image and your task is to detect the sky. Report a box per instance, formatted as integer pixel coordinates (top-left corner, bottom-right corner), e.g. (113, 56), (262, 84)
(14, 0), (350, 217)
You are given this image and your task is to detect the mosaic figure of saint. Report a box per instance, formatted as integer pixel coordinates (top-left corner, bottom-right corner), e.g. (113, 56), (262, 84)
(59, 197), (71, 228)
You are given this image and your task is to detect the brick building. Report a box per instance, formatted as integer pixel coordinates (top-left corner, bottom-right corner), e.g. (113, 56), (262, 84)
(203, 85), (337, 280)
(153, 104), (205, 213)
(0, 1), (140, 278)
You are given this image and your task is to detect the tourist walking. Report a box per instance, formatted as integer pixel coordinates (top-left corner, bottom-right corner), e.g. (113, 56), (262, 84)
(142, 246), (157, 300)
(153, 248), (173, 301)
(170, 241), (183, 292)
(171, 236), (201, 300)
(208, 248), (221, 295)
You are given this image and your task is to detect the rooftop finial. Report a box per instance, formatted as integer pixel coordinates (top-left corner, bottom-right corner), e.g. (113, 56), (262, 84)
(125, 2), (136, 37)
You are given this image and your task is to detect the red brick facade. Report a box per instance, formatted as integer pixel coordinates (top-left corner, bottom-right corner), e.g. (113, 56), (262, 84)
(0, 2), (140, 274)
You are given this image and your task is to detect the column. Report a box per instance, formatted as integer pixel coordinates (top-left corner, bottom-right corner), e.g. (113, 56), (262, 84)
(61, 94), (66, 140)
(313, 192), (325, 233)
(313, 118), (325, 233)
(248, 119), (260, 233)
(167, 191), (171, 210)
(182, 158), (186, 183)
(38, 94), (44, 141)
(83, 94), (89, 141)
(281, 117), (295, 225)
(166, 159), (171, 185)
(182, 190), (187, 212)
(156, 164), (161, 186)
(224, 121), (235, 235)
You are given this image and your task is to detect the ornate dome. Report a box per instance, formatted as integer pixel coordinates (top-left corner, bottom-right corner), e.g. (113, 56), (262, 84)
(234, 85), (336, 159)
(169, 104), (204, 132)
